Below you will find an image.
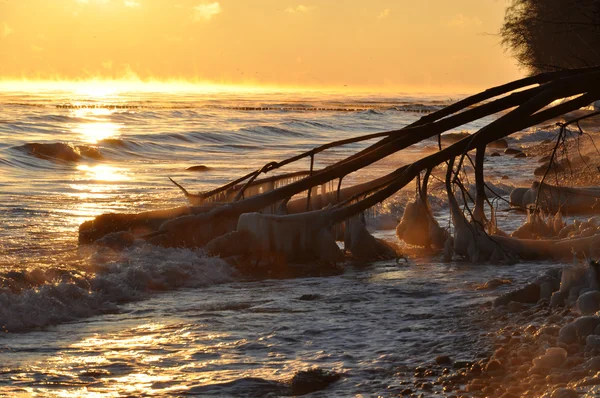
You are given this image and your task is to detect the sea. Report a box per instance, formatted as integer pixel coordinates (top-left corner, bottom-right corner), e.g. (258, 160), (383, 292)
(0, 85), (569, 396)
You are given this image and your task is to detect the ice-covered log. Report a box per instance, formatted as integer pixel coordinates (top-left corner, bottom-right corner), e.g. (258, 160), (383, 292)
(146, 205), (239, 248)
(236, 211), (342, 264)
(510, 181), (600, 214)
(493, 233), (600, 260)
(204, 229), (259, 258)
(172, 171), (311, 205)
(172, 68), (599, 221)
(78, 67), (600, 267)
(286, 172), (399, 214)
(78, 204), (219, 244)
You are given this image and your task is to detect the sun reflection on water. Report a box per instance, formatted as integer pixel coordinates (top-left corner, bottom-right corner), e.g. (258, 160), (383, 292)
(57, 166), (132, 227)
(9, 319), (312, 397)
(73, 122), (121, 144)
(76, 165), (130, 182)
(71, 108), (121, 143)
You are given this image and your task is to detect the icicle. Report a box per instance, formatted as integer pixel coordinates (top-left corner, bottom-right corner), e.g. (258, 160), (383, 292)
(236, 212), (342, 263)
(487, 205), (497, 235)
(344, 212), (397, 259)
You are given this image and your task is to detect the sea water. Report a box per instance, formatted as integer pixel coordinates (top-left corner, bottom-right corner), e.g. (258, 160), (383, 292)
(0, 87), (566, 396)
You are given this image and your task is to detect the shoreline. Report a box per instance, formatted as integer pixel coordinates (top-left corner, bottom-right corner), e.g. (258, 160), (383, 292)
(396, 261), (600, 397)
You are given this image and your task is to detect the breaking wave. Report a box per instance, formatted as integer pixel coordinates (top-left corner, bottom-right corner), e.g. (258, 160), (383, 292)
(13, 142), (103, 162)
(0, 245), (236, 332)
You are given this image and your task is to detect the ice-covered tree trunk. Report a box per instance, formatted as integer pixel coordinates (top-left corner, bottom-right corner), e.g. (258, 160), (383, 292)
(78, 67), (600, 265)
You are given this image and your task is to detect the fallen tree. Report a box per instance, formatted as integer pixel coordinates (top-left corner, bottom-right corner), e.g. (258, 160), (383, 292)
(79, 66), (600, 266)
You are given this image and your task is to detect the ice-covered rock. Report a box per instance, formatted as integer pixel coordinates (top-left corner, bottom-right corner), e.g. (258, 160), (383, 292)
(578, 291), (600, 315)
(573, 316), (600, 339)
(551, 291), (567, 307)
(558, 323), (578, 344)
(396, 199), (447, 248)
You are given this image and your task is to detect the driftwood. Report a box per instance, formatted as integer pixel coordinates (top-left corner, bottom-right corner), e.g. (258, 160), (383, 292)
(79, 66), (600, 265)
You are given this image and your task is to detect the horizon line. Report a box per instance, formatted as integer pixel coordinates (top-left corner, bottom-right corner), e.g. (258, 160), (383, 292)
(0, 78), (475, 96)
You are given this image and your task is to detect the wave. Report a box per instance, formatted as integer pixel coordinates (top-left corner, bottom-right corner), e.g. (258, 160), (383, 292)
(165, 132), (196, 143)
(25, 114), (86, 124)
(362, 109), (385, 116)
(0, 244), (236, 332)
(511, 127), (562, 144)
(12, 142), (103, 162)
(284, 119), (336, 130)
(183, 368), (341, 397)
(21, 101), (431, 114)
(0, 156), (18, 168)
(391, 104), (444, 113)
(240, 125), (306, 138)
(221, 144), (260, 150)
(98, 138), (130, 147)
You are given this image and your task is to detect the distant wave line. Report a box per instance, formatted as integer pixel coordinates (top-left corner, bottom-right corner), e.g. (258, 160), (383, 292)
(52, 104), (436, 113)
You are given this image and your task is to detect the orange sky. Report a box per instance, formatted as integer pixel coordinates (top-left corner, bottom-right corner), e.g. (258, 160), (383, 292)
(0, 0), (523, 92)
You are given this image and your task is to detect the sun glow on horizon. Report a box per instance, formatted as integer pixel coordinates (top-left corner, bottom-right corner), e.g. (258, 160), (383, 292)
(0, 0), (523, 94)
(0, 78), (481, 97)
(0, 79), (297, 95)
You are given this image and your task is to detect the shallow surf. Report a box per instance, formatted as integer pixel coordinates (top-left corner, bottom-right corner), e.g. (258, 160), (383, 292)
(0, 87), (576, 395)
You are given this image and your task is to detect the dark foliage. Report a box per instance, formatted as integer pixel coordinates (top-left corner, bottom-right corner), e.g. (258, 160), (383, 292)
(501, 0), (600, 74)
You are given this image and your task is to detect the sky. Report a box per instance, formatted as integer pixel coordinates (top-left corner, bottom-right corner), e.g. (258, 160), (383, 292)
(0, 0), (523, 92)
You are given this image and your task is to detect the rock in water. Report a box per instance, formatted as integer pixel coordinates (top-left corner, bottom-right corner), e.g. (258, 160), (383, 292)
(186, 165), (211, 172)
(489, 138), (508, 148)
(290, 368), (341, 395)
(435, 355), (452, 365)
(504, 147), (521, 155)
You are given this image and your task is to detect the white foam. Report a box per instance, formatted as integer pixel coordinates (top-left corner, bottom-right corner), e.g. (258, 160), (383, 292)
(0, 245), (236, 332)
